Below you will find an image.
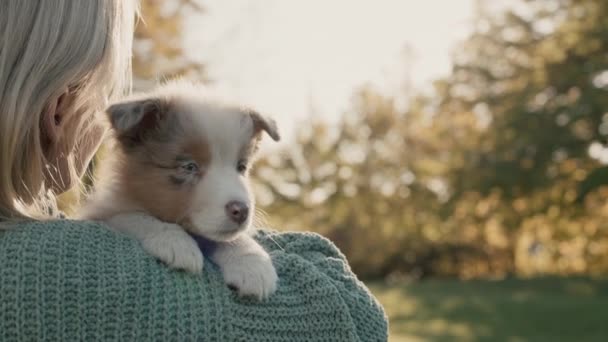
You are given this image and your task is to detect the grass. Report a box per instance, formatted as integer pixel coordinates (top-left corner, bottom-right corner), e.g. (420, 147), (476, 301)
(367, 277), (608, 342)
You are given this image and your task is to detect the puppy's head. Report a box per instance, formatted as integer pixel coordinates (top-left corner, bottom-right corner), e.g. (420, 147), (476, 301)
(106, 84), (279, 241)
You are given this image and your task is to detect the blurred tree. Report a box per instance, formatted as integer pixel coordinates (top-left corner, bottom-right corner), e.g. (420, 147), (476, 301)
(444, 0), (608, 198)
(133, 0), (205, 88)
(255, 0), (608, 279)
(254, 88), (496, 278)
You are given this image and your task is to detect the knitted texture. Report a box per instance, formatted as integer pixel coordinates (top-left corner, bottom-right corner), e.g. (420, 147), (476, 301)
(0, 221), (388, 341)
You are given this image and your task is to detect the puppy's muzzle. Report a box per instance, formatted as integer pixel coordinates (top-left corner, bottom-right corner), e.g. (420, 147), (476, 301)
(225, 200), (249, 225)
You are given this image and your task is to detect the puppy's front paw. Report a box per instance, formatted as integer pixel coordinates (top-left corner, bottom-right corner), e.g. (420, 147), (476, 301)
(222, 251), (278, 300)
(142, 228), (203, 273)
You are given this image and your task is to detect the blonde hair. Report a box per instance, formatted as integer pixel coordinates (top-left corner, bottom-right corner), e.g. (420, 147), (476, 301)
(0, 0), (136, 221)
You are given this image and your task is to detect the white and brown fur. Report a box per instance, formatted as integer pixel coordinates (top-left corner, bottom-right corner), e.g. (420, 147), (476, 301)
(80, 81), (279, 299)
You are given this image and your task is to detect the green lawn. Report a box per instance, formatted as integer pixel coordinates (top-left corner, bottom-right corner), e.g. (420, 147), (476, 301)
(367, 277), (608, 342)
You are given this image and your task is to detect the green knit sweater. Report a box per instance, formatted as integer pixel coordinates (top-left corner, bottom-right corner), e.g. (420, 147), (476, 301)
(0, 221), (388, 341)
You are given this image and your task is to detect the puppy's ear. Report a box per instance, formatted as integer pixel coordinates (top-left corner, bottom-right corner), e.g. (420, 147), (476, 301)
(249, 110), (280, 142)
(106, 98), (166, 142)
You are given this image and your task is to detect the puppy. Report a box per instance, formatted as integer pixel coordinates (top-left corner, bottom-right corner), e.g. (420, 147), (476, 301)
(80, 81), (279, 299)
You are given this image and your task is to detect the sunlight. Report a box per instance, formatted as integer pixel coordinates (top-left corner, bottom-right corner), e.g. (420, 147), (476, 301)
(187, 0), (474, 139)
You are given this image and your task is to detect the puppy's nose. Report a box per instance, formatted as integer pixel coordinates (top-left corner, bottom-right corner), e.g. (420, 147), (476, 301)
(225, 201), (249, 225)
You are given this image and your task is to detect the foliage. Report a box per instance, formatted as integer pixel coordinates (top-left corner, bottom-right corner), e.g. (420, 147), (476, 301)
(133, 0), (205, 88)
(255, 0), (608, 278)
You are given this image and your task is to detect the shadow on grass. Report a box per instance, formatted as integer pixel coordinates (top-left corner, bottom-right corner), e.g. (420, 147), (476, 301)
(368, 277), (608, 342)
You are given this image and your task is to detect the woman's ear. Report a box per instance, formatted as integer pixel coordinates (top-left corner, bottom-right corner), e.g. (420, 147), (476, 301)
(40, 88), (69, 148)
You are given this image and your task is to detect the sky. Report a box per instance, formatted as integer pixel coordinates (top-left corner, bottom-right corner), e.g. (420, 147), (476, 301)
(186, 0), (476, 145)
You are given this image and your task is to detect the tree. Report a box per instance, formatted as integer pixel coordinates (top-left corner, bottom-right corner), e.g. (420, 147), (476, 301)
(254, 0), (608, 278)
(444, 0), (608, 198)
(133, 0), (205, 88)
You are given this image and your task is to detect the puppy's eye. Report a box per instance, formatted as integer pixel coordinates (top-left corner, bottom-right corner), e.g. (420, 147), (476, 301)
(181, 161), (199, 173)
(237, 160), (247, 173)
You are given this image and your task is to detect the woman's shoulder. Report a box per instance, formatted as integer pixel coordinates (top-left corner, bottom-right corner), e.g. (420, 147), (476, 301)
(2, 220), (346, 266)
(1, 219), (135, 254)
(0, 219), (160, 279)
(0, 222), (388, 341)
(0, 220), (346, 269)
(0, 219), (229, 339)
(4, 218), (119, 233)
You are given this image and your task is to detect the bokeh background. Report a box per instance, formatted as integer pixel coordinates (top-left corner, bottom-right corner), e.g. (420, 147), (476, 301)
(106, 0), (608, 340)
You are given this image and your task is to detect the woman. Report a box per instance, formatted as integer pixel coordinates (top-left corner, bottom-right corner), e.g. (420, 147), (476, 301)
(0, 1), (387, 340)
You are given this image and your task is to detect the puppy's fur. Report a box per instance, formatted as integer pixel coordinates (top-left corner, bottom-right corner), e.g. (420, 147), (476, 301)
(80, 81), (279, 299)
